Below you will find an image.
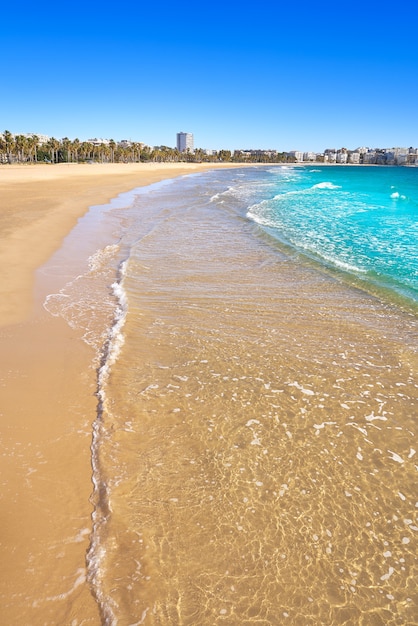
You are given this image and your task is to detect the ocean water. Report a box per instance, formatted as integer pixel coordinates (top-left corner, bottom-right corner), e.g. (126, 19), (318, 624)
(245, 165), (418, 307)
(44, 166), (418, 625)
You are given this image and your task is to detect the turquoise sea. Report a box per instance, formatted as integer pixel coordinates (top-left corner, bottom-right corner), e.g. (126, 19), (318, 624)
(243, 165), (418, 308)
(43, 164), (418, 624)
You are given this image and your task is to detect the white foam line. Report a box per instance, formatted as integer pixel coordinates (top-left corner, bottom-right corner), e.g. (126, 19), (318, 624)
(87, 259), (129, 626)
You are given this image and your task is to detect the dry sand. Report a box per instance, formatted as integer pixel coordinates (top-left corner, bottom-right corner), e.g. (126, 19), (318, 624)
(0, 162), (241, 623)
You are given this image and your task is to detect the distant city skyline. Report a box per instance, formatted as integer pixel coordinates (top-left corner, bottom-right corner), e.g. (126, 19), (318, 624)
(2, 129), (418, 154)
(1, 2), (417, 152)
(2, 130), (417, 167)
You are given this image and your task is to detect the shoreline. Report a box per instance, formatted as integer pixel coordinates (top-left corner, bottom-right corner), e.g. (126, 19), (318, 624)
(81, 166), (418, 622)
(0, 162), (246, 623)
(0, 162), (246, 327)
(2, 161), (416, 623)
(1, 162), (416, 623)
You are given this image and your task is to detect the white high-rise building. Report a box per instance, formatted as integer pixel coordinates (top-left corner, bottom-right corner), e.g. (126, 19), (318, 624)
(176, 132), (194, 152)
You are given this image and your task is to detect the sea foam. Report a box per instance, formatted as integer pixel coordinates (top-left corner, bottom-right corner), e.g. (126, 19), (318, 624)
(312, 181), (342, 190)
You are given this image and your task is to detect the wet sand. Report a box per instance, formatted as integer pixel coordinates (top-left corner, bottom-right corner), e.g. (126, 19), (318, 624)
(0, 162), (241, 624)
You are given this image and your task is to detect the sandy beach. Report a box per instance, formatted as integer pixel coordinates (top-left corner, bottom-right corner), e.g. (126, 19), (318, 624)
(2, 162), (417, 624)
(0, 162), (240, 624)
(0, 162), (241, 327)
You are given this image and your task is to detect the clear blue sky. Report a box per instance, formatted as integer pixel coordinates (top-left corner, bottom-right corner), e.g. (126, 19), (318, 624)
(1, 0), (417, 152)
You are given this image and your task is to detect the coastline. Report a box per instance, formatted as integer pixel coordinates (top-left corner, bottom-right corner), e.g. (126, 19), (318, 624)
(2, 162), (416, 623)
(82, 166), (418, 622)
(0, 162), (245, 623)
(0, 162), (246, 327)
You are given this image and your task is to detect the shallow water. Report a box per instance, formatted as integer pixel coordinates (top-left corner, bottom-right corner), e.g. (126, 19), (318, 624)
(45, 167), (417, 624)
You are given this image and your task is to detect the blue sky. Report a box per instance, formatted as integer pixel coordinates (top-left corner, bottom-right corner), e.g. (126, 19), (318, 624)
(1, 1), (417, 152)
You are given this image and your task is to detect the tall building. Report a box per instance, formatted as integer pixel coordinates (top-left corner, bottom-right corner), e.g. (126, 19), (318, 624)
(176, 132), (194, 152)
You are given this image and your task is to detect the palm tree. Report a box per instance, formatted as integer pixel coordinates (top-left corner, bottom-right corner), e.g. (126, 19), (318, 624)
(80, 141), (93, 161)
(71, 138), (80, 163)
(27, 135), (39, 163)
(15, 135), (29, 162)
(98, 142), (110, 163)
(130, 142), (140, 162)
(109, 139), (116, 163)
(3, 130), (14, 163)
(61, 137), (72, 162)
(218, 149), (232, 162)
(138, 145), (152, 162)
(46, 137), (60, 163)
(0, 134), (5, 161)
(193, 148), (205, 162)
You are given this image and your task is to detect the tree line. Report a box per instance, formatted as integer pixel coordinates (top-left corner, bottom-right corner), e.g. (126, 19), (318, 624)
(0, 130), (295, 164)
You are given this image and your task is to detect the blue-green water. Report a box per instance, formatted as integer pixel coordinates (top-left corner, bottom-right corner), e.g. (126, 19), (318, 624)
(241, 165), (418, 307)
(42, 164), (418, 624)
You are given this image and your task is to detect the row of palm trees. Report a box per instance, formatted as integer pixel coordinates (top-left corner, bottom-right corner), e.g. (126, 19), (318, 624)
(0, 130), (40, 163)
(0, 132), (147, 164)
(0, 130), (295, 164)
